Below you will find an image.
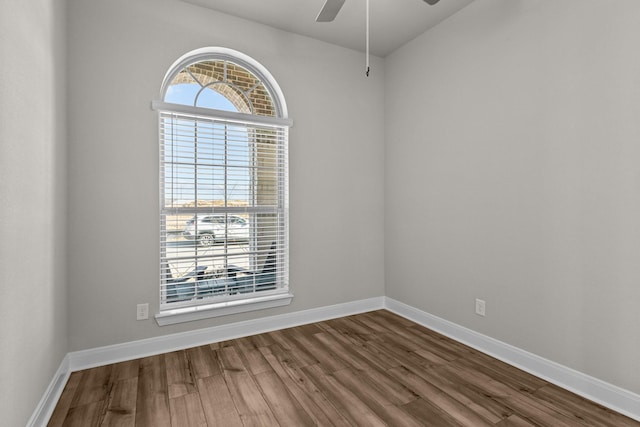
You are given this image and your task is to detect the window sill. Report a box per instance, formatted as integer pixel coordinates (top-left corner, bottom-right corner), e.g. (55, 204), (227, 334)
(154, 292), (294, 326)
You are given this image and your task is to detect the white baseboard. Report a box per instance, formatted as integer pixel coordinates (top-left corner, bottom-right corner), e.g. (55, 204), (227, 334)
(383, 297), (640, 422)
(30, 296), (640, 425)
(66, 297), (385, 372)
(26, 354), (70, 427)
(28, 296), (385, 426)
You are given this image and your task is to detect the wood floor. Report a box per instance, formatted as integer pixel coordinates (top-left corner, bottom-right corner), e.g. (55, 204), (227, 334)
(48, 310), (639, 426)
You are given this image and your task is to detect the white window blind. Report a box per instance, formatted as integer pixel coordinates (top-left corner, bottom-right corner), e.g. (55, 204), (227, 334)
(159, 109), (289, 310)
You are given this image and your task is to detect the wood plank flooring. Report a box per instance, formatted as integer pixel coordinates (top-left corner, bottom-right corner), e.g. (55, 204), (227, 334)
(48, 310), (639, 426)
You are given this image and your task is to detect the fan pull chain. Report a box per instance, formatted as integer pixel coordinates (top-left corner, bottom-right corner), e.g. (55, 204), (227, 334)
(365, 0), (370, 76)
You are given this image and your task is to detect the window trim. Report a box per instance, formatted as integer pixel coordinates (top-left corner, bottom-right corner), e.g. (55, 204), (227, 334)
(151, 101), (293, 128)
(154, 48), (292, 325)
(155, 292), (294, 326)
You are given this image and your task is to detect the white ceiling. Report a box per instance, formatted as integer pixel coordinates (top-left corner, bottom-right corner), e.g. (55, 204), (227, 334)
(180, 0), (475, 57)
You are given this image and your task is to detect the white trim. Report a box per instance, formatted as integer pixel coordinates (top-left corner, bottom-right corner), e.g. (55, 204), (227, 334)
(26, 355), (70, 427)
(69, 297), (384, 372)
(383, 297), (640, 423)
(151, 100), (293, 128)
(30, 296), (640, 425)
(155, 292), (295, 326)
(30, 298), (383, 425)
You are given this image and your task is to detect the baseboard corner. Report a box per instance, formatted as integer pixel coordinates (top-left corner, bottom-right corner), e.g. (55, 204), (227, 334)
(383, 297), (640, 422)
(27, 354), (71, 427)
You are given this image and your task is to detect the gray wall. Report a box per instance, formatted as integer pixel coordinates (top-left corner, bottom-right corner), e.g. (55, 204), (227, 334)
(6, 1), (640, 423)
(66, 0), (386, 350)
(385, 0), (640, 394)
(0, 0), (68, 425)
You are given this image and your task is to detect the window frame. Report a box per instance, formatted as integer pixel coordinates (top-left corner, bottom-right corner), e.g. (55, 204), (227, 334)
(153, 48), (292, 326)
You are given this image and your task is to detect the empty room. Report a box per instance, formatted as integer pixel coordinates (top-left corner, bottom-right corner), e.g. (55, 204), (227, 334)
(1, 0), (639, 425)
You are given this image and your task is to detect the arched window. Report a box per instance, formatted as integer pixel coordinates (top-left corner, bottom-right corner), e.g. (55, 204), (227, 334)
(153, 48), (292, 325)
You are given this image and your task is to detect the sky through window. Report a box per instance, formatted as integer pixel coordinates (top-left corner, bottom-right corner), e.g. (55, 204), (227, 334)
(163, 83), (251, 206)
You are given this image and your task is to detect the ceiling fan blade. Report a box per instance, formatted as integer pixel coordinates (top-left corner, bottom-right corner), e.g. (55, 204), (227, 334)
(316, 0), (346, 22)
(424, 0), (441, 4)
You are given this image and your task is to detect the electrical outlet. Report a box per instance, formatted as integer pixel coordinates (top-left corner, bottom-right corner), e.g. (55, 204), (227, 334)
(137, 303), (149, 320)
(475, 298), (486, 317)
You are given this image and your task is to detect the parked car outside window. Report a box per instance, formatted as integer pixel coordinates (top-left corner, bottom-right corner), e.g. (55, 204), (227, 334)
(183, 214), (249, 245)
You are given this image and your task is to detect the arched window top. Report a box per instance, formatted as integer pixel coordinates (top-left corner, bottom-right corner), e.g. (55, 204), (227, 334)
(160, 47), (288, 119)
